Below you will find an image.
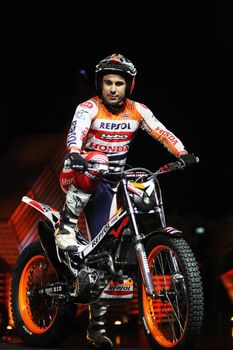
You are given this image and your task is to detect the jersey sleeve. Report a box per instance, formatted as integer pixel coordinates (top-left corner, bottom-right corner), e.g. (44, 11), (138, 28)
(66, 99), (98, 153)
(135, 102), (188, 157)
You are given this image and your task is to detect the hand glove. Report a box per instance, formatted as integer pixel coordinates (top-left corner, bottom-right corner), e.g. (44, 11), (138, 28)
(67, 152), (88, 170)
(179, 153), (199, 166)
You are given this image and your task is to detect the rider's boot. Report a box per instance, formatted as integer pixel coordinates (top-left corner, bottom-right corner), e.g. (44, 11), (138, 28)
(54, 185), (91, 251)
(87, 302), (113, 349)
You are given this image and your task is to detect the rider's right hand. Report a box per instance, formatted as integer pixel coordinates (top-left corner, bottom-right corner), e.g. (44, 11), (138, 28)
(66, 152), (88, 170)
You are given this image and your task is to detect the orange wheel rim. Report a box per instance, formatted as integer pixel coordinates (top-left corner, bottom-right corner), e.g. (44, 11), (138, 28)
(142, 245), (187, 347)
(19, 254), (58, 334)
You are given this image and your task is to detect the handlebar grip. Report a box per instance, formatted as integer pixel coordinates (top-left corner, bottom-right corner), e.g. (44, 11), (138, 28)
(64, 158), (85, 170)
(158, 155), (199, 175)
(71, 164), (85, 170)
(159, 161), (184, 173)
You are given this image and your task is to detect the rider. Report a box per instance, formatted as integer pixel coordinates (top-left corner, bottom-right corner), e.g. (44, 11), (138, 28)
(54, 53), (198, 348)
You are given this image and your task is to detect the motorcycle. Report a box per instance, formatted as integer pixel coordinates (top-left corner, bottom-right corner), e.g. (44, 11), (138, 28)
(10, 159), (204, 349)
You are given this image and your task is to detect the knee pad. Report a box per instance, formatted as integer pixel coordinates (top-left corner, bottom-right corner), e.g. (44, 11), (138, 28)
(66, 185), (91, 217)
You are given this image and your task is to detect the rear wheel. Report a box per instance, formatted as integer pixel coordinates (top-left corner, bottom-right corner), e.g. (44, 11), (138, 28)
(10, 241), (77, 347)
(138, 234), (204, 350)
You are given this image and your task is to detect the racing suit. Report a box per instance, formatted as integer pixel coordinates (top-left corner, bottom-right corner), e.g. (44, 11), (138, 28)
(65, 96), (187, 175)
(57, 95), (188, 348)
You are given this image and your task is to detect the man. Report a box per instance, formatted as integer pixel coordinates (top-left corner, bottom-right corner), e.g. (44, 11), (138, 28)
(54, 53), (198, 348)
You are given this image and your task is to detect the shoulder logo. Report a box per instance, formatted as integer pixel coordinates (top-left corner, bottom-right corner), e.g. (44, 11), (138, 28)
(80, 101), (93, 109)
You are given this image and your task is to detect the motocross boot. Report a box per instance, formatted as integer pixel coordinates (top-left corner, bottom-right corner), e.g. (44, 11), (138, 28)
(54, 185), (91, 251)
(87, 302), (113, 349)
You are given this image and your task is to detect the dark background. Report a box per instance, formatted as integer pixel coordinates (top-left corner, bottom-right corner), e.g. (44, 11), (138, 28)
(1, 2), (232, 216)
(0, 1), (233, 337)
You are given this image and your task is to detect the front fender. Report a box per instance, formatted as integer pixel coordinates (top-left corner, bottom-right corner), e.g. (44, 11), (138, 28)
(145, 226), (183, 240)
(22, 196), (60, 227)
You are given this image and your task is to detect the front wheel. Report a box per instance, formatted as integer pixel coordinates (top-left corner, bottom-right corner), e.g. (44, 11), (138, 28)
(10, 241), (77, 347)
(138, 234), (204, 350)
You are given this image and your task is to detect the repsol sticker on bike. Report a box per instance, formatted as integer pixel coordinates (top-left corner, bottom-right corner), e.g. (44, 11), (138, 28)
(100, 279), (134, 301)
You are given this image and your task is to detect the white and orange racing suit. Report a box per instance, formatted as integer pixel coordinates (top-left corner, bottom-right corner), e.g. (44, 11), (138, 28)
(60, 96), (188, 238)
(67, 96), (187, 170)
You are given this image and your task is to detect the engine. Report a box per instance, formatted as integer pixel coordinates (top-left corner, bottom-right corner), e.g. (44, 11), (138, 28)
(75, 266), (108, 303)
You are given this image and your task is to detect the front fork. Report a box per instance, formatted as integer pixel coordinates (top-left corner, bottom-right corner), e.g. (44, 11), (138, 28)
(121, 179), (155, 297)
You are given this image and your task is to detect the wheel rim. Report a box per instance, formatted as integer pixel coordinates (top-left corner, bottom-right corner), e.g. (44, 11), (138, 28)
(19, 254), (59, 334)
(142, 245), (188, 347)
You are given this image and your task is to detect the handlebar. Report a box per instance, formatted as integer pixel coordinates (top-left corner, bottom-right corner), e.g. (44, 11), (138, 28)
(156, 156), (199, 175)
(65, 157), (199, 177)
(65, 159), (109, 174)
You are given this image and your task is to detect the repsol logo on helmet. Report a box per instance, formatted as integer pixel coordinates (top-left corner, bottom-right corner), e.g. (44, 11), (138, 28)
(99, 122), (131, 130)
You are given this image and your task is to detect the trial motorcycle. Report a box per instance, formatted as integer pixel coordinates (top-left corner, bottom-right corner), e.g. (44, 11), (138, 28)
(10, 159), (204, 349)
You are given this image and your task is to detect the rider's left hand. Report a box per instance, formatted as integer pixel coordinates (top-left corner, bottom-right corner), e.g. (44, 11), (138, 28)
(179, 154), (199, 166)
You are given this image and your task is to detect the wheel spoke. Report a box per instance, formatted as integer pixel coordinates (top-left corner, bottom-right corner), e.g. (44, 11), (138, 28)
(144, 245), (188, 345)
(19, 255), (58, 333)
